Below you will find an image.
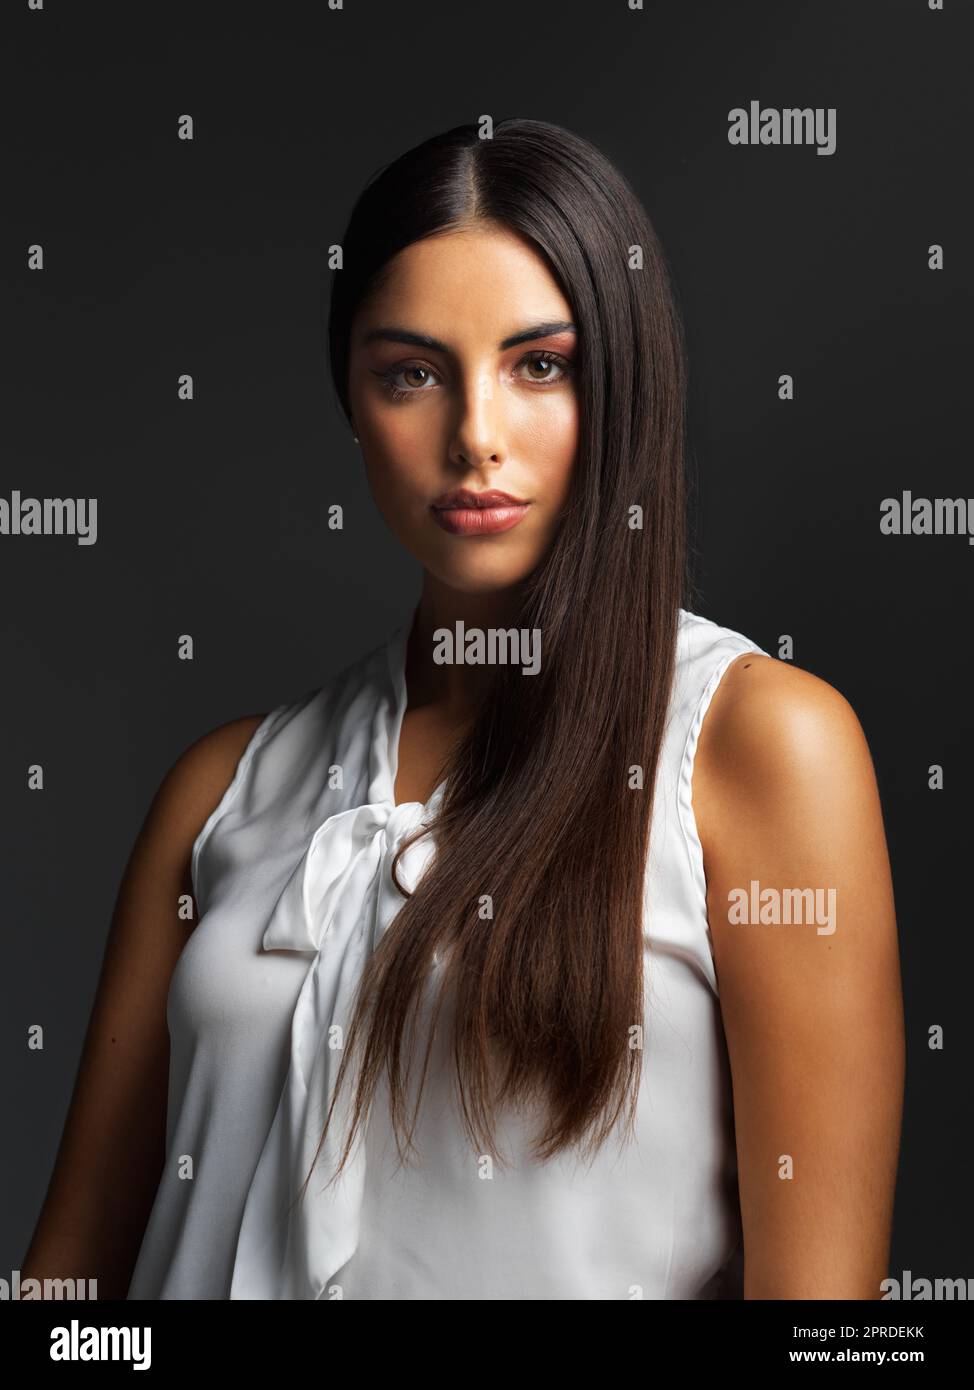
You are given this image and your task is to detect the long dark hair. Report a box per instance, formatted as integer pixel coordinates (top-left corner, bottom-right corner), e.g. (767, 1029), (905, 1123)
(313, 117), (691, 1186)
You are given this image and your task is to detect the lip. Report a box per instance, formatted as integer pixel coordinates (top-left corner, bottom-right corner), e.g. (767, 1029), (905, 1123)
(432, 488), (528, 509)
(430, 487), (532, 537)
(432, 504), (531, 536)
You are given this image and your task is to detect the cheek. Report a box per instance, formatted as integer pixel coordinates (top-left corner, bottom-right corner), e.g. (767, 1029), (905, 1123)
(516, 394), (578, 495)
(360, 424), (436, 541)
(363, 401), (441, 499)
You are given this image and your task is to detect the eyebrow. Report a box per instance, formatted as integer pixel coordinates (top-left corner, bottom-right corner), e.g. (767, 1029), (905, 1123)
(362, 321), (577, 353)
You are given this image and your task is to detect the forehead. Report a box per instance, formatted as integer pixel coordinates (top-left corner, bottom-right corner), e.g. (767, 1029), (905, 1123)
(356, 223), (572, 330)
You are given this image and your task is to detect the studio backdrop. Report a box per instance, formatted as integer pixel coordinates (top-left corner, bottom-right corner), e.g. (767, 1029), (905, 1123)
(2, 0), (971, 1328)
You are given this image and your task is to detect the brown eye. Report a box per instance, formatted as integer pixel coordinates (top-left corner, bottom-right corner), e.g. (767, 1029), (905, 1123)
(518, 351), (571, 384)
(370, 361), (441, 401)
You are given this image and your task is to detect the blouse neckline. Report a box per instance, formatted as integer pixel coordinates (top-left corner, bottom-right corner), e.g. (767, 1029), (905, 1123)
(381, 615), (448, 816)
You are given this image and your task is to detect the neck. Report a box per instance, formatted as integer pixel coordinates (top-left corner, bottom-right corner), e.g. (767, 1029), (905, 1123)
(405, 576), (527, 715)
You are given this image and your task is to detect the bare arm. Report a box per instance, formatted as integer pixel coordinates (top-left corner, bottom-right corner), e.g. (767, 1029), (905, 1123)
(20, 713), (267, 1299)
(692, 654), (904, 1299)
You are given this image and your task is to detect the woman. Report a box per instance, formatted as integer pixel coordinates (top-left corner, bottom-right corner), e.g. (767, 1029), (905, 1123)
(23, 118), (903, 1300)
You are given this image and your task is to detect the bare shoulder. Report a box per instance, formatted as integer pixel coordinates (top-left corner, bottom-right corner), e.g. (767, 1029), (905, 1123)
(688, 651), (903, 1298)
(152, 712), (269, 840)
(694, 652), (872, 803)
(691, 650), (886, 888)
(118, 711), (271, 913)
(115, 712), (273, 951)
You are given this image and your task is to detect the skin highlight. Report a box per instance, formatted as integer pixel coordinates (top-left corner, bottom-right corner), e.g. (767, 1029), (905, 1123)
(346, 218), (580, 801)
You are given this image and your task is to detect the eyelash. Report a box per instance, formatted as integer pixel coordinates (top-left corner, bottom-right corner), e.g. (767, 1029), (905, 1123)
(371, 350), (574, 403)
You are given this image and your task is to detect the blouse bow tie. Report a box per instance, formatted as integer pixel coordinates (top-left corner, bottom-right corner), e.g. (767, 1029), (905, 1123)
(261, 796), (442, 955)
(229, 787), (444, 1301)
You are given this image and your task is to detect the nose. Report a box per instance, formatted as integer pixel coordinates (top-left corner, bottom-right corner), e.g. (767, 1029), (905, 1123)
(449, 369), (505, 470)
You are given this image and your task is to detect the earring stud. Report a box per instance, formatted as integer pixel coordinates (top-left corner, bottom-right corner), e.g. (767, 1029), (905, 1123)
(352, 434), (360, 443)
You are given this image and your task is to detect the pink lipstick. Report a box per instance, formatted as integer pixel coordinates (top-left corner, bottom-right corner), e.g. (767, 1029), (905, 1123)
(431, 488), (532, 537)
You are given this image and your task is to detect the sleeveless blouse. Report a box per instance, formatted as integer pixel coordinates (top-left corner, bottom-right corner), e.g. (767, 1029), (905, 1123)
(126, 607), (769, 1300)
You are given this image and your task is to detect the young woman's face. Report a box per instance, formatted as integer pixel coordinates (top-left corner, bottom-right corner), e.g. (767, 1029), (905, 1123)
(347, 221), (579, 595)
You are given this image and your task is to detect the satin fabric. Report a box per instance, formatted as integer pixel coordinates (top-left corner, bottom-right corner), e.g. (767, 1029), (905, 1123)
(127, 608), (770, 1300)
(228, 623), (441, 1299)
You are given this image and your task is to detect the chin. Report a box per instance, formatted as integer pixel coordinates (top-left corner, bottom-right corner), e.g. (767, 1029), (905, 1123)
(422, 551), (542, 596)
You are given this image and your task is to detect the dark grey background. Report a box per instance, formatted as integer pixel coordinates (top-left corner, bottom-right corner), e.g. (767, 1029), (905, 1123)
(3, 0), (970, 1286)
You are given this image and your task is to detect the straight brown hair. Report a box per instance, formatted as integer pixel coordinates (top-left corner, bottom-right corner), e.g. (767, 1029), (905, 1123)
(311, 117), (691, 1189)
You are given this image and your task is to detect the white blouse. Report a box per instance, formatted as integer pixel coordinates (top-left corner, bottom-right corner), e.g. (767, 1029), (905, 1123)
(126, 606), (769, 1300)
